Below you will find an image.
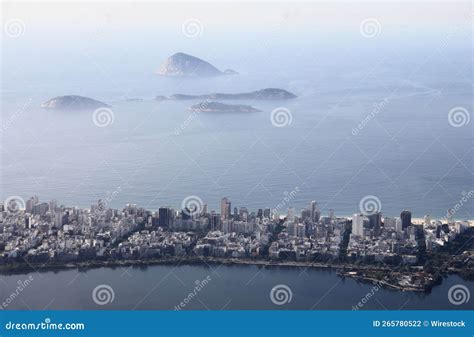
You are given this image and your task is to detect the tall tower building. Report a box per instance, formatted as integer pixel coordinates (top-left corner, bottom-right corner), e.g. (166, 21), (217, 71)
(400, 210), (412, 229)
(263, 208), (271, 218)
(159, 207), (173, 227)
(239, 207), (248, 222)
(220, 197), (231, 220)
(26, 195), (39, 213)
(328, 209), (335, 219)
(395, 217), (403, 233)
(287, 207), (295, 222)
(368, 212), (382, 236)
(352, 213), (364, 236)
(210, 212), (221, 231)
(310, 201), (320, 222)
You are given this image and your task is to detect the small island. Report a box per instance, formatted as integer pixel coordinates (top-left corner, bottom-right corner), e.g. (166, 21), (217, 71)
(156, 88), (297, 101)
(189, 101), (261, 113)
(41, 95), (110, 110)
(156, 52), (237, 77)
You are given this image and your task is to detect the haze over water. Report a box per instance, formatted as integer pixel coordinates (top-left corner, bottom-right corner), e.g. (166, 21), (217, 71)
(1, 2), (472, 219)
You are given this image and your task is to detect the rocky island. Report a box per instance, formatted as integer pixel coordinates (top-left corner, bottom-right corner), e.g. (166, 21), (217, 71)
(189, 101), (261, 113)
(156, 88), (297, 101)
(156, 52), (237, 77)
(41, 95), (110, 110)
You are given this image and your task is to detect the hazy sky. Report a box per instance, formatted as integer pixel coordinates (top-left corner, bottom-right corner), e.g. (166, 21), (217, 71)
(2, 1), (471, 31)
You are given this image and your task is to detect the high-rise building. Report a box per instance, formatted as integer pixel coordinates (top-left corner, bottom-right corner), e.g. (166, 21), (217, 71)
(383, 217), (396, 231)
(301, 209), (311, 221)
(54, 212), (63, 228)
(32, 202), (49, 216)
(220, 197), (231, 220)
(239, 207), (248, 222)
(297, 223), (306, 238)
(210, 212), (221, 231)
(310, 201), (320, 222)
(368, 212), (382, 236)
(287, 207), (295, 222)
(395, 217), (403, 233)
(328, 209), (335, 219)
(287, 222), (297, 236)
(400, 210), (412, 229)
(158, 207), (173, 227)
(352, 213), (364, 236)
(49, 200), (58, 212)
(181, 208), (190, 220)
(221, 219), (229, 233)
(26, 196), (39, 213)
(263, 208), (271, 218)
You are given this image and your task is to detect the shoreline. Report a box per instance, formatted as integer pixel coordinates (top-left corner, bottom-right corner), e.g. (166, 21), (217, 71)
(0, 257), (458, 293)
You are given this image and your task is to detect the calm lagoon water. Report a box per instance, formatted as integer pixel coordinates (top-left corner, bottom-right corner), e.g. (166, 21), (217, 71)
(0, 264), (472, 310)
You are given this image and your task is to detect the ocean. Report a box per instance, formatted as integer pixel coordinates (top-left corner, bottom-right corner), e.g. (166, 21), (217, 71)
(1, 29), (472, 219)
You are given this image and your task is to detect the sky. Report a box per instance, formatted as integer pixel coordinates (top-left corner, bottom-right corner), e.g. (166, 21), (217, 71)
(2, 1), (471, 30)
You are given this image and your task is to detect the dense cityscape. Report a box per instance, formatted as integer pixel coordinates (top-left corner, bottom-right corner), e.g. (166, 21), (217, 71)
(1, 195), (472, 292)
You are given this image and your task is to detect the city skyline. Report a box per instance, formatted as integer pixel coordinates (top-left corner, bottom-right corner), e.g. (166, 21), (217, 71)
(5, 193), (472, 223)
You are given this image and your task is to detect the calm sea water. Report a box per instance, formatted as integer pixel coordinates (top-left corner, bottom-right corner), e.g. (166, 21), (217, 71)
(0, 9), (473, 215)
(2, 56), (472, 218)
(1, 32), (473, 219)
(0, 264), (472, 310)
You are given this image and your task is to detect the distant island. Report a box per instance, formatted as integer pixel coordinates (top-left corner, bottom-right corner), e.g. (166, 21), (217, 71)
(189, 101), (261, 113)
(156, 88), (297, 101)
(156, 52), (237, 77)
(41, 95), (110, 110)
